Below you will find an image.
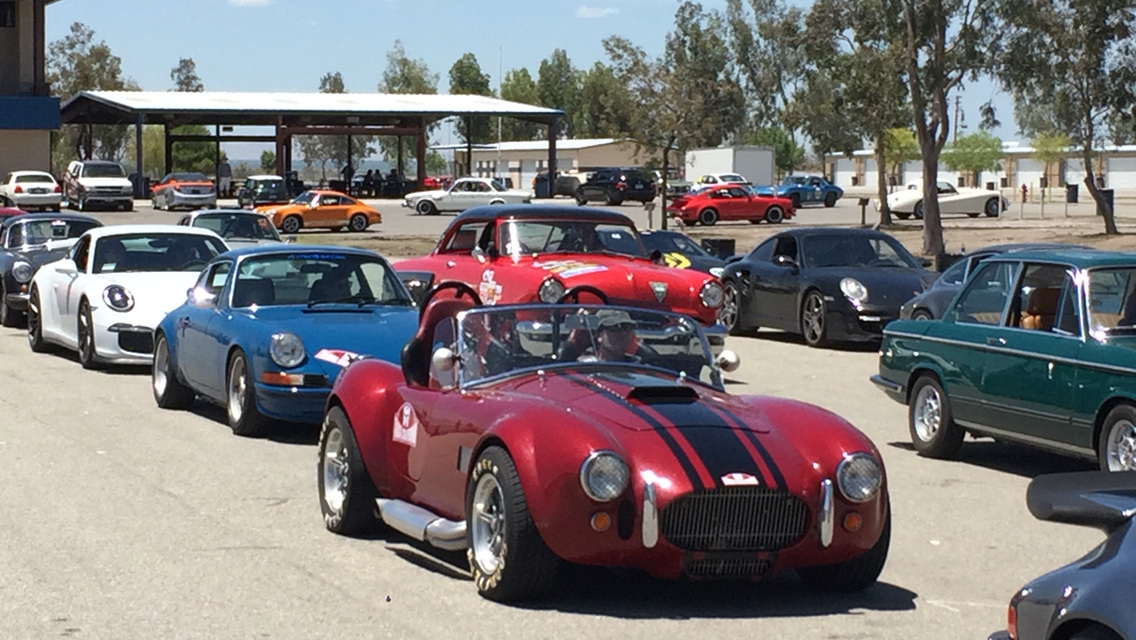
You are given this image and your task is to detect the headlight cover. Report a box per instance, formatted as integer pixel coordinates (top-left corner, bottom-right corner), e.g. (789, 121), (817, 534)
(700, 281), (725, 308)
(101, 284), (134, 312)
(538, 277), (565, 303)
(840, 277), (869, 303)
(12, 261), (33, 283)
(579, 451), (629, 502)
(709, 266), (724, 278)
(269, 331), (305, 368)
(836, 453), (882, 502)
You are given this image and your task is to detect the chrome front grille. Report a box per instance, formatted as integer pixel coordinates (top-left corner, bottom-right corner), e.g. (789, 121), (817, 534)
(660, 487), (809, 551)
(682, 553), (775, 579)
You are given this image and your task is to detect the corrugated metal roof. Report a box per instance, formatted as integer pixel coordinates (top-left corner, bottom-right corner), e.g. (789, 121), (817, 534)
(62, 91), (563, 118)
(431, 138), (619, 152)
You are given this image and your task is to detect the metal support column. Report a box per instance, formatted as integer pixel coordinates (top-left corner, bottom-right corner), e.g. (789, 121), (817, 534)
(465, 117), (473, 177)
(163, 123), (172, 175)
(416, 118), (427, 187)
(214, 124), (221, 180)
(546, 116), (558, 199)
(397, 136), (404, 178)
(134, 113), (144, 198)
(274, 118), (285, 175)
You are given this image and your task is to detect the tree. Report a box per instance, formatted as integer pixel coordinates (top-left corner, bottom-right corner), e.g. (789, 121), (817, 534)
(782, 70), (861, 173)
(170, 57), (203, 92)
(448, 53), (493, 144)
(298, 72), (375, 181)
(123, 125), (165, 179)
(996, 0), (1135, 234)
(896, 0), (1002, 255)
(605, 2), (746, 229)
(1030, 131), (1072, 214)
(46, 23), (139, 167)
(725, 0), (808, 135)
(260, 150), (276, 174)
(744, 127), (803, 177)
(881, 128), (921, 186)
(941, 130), (1005, 186)
(378, 41), (440, 171)
(536, 49), (583, 137)
(497, 68), (542, 141)
(577, 62), (636, 139)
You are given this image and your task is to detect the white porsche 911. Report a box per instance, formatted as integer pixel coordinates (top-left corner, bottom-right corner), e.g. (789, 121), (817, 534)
(879, 179), (1009, 220)
(27, 224), (229, 368)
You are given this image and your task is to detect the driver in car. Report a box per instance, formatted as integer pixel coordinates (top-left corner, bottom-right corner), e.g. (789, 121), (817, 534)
(580, 309), (641, 362)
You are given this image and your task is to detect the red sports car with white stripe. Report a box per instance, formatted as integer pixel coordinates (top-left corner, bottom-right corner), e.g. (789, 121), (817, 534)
(316, 284), (890, 602)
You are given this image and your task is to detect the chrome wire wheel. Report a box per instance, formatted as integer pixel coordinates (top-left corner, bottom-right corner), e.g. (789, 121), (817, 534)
(321, 425), (349, 515)
(913, 385), (942, 443)
(228, 356), (247, 424)
(1105, 419), (1136, 471)
(470, 473), (508, 576)
(802, 293), (825, 345)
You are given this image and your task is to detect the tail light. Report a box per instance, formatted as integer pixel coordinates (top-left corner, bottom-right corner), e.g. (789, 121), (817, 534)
(13, 185), (22, 193)
(1006, 603), (1017, 639)
(54, 185), (62, 193)
(615, 182), (627, 190)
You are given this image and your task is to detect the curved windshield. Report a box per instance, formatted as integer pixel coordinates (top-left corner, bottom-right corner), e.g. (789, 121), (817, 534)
(192, 213), (281, 241)
(802, 233), (922, 269)
(93, 233), (228, 274)
(290, 192), (318, 206)
(231, 252), (414, 308)
(500, 219), (646, 258)
(8, 219), (100, 248)
(783, 176), (807, 185)
(1088, 268), (1136, 335)
(81, 164), (126, 178)
(457, 305), (719, 387)
(640, 233), (713, 258)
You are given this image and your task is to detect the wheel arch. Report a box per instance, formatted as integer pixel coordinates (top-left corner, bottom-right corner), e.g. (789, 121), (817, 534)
(905, 366), (947, 405)
(1092, 394), (1136, 453)
(324, 359), (407, 497)
(1049, 617), (1124, 640)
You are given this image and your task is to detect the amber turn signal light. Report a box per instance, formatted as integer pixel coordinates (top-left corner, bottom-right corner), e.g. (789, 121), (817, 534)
(590, 512), (611, 532)
(842, 512), (862, 532)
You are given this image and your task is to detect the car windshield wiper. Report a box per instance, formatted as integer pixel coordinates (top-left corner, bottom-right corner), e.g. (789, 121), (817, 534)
(308, 295), (416, 308)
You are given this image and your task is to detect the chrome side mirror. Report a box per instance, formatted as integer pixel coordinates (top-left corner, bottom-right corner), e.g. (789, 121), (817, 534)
(715, 349), (741, 373)
(432, 347), (458, 372)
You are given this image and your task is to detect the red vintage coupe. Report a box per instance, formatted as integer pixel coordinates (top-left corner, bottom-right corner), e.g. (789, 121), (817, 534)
(316, 283), (891, 602)
(667, 183), (796, 226)
(394, 206), (726, 328)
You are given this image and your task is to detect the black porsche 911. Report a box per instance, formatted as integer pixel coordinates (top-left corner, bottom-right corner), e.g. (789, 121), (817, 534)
(718, 227), (937, 347)
(0, 212), (102, 327)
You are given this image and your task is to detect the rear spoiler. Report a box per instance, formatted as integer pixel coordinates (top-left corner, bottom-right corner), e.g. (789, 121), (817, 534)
(1027, 471), (1136, 534)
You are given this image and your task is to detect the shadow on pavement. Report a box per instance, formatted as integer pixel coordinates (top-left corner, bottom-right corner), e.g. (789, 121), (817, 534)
(886, 439), (1096, 478)
(737, 330), (881, 353)
(188, 401), (320, 446)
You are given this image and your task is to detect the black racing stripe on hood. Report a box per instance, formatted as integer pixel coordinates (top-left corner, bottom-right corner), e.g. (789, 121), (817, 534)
(714, 405), (786, 490)
(562, 372), (706, 490)
(641, 400), (766, 489)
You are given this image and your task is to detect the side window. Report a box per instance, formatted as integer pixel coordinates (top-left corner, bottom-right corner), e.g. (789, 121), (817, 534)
(953, 261), (1019, 325)
(939, 259), (968, 286)
(201, 262), (232, 298)
(748, 238), (775, 262)
(6, 225), (21, 248)
(1013, 263), (1070, 331)
(1055, 275), (1082, 336)
(772, 236), (798, 262)
(71, 236), (91, 272)
(441, 222), (487, 254)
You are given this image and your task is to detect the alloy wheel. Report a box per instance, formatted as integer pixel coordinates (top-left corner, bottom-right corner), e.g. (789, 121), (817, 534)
(228, 357), (247, 424)
(470, 473), (508, 575)
(802, 293), (825, 344)
(321, 425), (349, 514)
(913, 385), (942, 442)
(1105, 419), (1136, 471)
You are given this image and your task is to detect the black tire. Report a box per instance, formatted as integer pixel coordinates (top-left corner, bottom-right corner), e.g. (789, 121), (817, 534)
(911, 309), (934, 321)
(318, 405), (381, 535)
(1068, 625), (1123, 640)
(602, 190), (615, 206)
(51, 204), (61, 212)
(698, 208), (719, 226)
(1098, 404), (1136, 472)
(0, 283), (20, 328)
(790, 193), (801, 209)
(152, 334), (195, 410)
(77, 299), (100, 370)
(800, 290), (828, 348)
(984, 197), (1001, 218)
(966, 212), (980, 218)
(27, 286), (48, 353)
(416, 199), (438, 215)
(894, 212), (912, 220)
(348, 213), (369, 232)
(226, 350), (269, 437)
(913, 201), (924, 220)
(908, 374), (964, 459)
(121, 201), (134, 212)
(798, 502), (891, 592)
(575, 192), (587, 206)
(824, 192), (837, 208)
(467, 446), (560, 602)
(280, 215), (303, 234)
(77, 196), (87, 212)
(764, 206), (785, 224)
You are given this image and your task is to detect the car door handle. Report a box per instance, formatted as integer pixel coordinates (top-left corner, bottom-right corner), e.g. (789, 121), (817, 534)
(987, 337), (1006, 346)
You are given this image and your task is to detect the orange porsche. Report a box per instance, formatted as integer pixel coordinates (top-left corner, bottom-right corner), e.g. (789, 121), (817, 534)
(256, 190), (382, 234)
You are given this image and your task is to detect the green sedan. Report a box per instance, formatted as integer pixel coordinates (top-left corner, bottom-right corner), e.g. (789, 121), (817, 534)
(871, 249), (1136, 472)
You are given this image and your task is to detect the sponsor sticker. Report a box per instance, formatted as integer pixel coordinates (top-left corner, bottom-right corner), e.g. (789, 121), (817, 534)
(721, 472), (761, 486)
(535, 260), (608, 278)
(479, 269), (503, 305)
(314, 348), (363, 367)
(662, 252), (691, 269)
(392, 401), (419, 447)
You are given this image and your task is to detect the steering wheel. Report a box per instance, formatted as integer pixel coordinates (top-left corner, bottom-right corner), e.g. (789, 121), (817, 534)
(557, 285), (610, 304)
(418, 280), (483, 316)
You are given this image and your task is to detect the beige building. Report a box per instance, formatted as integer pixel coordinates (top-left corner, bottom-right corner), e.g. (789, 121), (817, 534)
(0, 0), (59, 178)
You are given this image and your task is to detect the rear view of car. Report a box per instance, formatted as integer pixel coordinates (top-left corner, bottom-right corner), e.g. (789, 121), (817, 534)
(575, 167), (657, 205)
(0, 171), (62, 212)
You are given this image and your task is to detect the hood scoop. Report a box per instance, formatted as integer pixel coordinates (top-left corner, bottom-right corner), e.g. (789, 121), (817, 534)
(627, 384), (698, 404)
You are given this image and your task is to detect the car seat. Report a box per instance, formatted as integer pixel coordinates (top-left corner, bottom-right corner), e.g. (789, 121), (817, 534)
(1020, 287), (1062, 331)
(232, 278), (276, 307)
(400, 297), (476, 387)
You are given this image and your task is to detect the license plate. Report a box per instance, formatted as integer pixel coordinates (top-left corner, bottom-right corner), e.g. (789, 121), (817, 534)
(31, 188), (47, 194)
(635, 183), (643, 189)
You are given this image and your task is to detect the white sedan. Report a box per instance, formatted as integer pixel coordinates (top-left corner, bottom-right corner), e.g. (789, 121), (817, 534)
(404, 177), (531, 215)
(881, 179), (1009, 219)
(0, 171), (63, 211)
(27, 224), (229, 368)
(691, 173), (752, 188)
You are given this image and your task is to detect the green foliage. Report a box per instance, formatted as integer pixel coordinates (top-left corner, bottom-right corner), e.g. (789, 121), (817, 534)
(122, 125), (166, 178)
(425, 151), (448, 175)
(1030, 132), (1071, 166)
(299, 72), (375, 179)
(941, 130), (1005, 173)
(725, 0), (807, 133)
(47, 23), (139, 167)
(378, 41), (440, 170)
(260, 150), (276, 174)
(577, 62), (635, 139)
(536, 49), (583, 137)
(881, 128), (919, 176)
(497, 68), (542, 141)
(170, 57), (203, 92)
(448, 53), (493, 144)
(744, 127), (803, 177)
(782, 70), (861, 162)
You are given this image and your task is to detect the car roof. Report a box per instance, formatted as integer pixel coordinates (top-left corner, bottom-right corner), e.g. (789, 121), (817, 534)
(84, 224), (223, 240)
(982, 249), (1136, 269)
(2, 212), (99, 229)
(217, 243), (381, 260)
(769, 226), (896, 239)
(189, 208), (265, 217)
(10, 170), (54, 177)
(77, 160), (121, 166)
(971, 242), (1093, 256)
(451, 204), (635, 225)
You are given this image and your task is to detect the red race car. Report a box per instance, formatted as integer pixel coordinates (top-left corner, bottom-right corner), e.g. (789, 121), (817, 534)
(316, 283), (891, 602)
(395, 206), (726, 328)
(667, 183), (795, 226)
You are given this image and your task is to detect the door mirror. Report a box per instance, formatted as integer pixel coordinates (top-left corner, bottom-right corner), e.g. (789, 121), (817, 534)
(715, 349), (741, 373)
(432, 347), (458, 373)
(188, 286), (216, 309)
(54, 259), (77, 275)
(472, 246), (488, 264)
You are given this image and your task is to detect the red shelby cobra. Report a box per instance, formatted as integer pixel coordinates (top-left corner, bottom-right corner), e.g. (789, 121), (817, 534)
(394, 205), (726, 328)
(317, 283), (891, 602)
(667, 183), (796, 226)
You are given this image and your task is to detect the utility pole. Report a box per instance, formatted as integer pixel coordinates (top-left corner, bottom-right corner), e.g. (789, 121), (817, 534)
(497, 46), (503, 181)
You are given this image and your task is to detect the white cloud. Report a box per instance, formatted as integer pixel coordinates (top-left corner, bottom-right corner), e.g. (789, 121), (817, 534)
(576, 5), (618, 18)
(228, 0), (271, 6)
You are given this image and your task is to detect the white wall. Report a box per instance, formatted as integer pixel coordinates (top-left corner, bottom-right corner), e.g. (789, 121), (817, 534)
(1016, 159), (1044, 190)
(832, 158), (856, 188)
(1106, 157), (1136, 189)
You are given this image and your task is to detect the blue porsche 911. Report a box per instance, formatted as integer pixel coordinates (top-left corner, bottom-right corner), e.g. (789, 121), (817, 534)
(152, 245), (418, 436)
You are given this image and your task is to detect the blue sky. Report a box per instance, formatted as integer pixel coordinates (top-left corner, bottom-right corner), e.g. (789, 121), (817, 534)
(46, 0), (1018, 160)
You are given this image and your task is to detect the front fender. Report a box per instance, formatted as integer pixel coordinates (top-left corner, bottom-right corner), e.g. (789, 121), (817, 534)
(327, 358), (407, 497)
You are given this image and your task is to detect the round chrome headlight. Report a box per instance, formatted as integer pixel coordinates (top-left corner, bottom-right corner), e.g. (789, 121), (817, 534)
(840, 277), (869, 303)
(538, 277), (565, 303)
(12, 261), (33, 283)
(101, 284), (134, 312)
(579, 451), (629, 502)
(709, 267), (724, 278)
(269, 332), (305, 368)
(700, 281), (725, 308)
(836, 453), (882, 503)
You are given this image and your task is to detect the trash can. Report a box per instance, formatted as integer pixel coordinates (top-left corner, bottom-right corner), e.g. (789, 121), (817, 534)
(701, 238), (736, 260)
(1097, 189), (1114, 215)
(1066, 184), (1079, 203)
(533, 174), (551, 198)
